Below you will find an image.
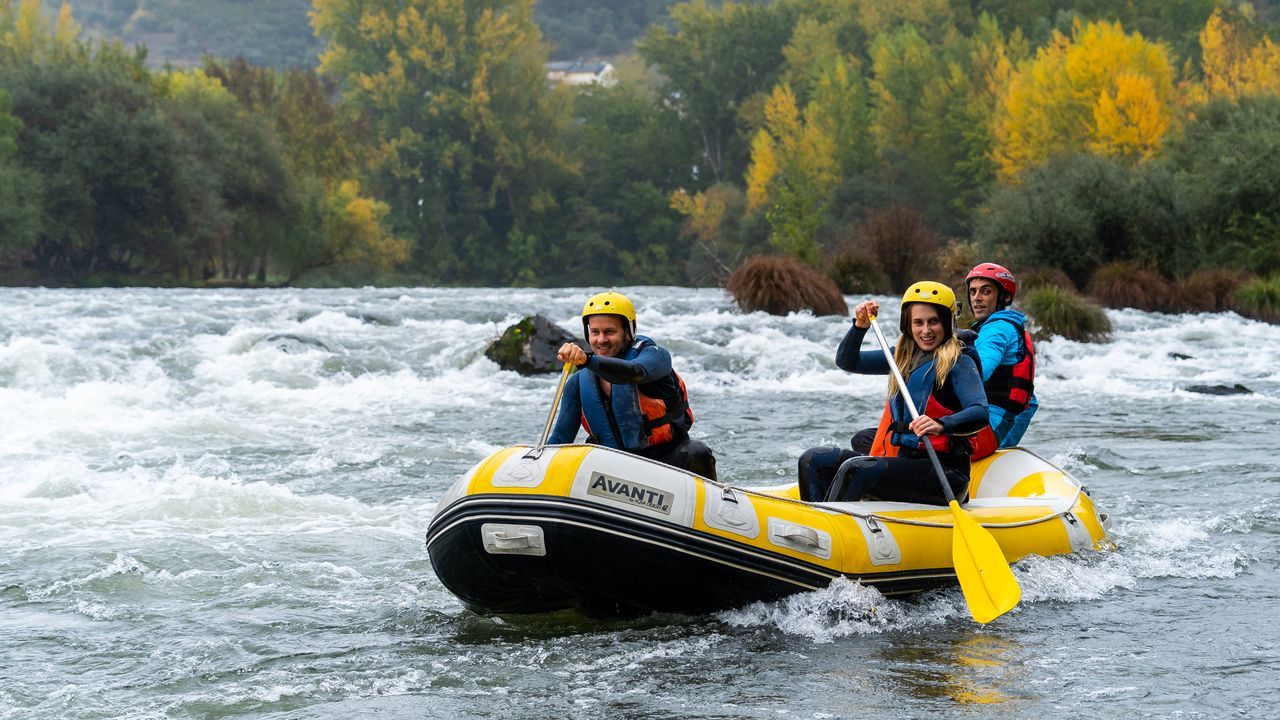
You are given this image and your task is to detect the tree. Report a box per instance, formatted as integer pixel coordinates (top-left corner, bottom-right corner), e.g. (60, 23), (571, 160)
(2, 51), (190, 278)
(1167, 96), (1280, 274)
(638, 0), (797, 184)
(312, 0), (575, 284)
(203, 58), (406, 283)
(1199, 8), (1280, 102)
(745, 83), (839, 263)
(0, 0), (79, 64)
(0, 88), (40, 268)
(543, 85), (698, 285)
(974, 153), (1194, 286)
(993, 19), (1178, 178)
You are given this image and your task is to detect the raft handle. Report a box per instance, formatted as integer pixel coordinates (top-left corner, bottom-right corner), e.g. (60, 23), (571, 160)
(481, 523), (547, 556)
(775, 523), (821, 548)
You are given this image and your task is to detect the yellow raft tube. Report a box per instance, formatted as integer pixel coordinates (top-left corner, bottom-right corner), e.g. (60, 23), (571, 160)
(425, 444), (1110, 617)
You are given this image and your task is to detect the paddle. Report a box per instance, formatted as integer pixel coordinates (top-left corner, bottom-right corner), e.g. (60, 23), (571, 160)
(867, 316), (1021, 623)
(524, 361), (574, 460)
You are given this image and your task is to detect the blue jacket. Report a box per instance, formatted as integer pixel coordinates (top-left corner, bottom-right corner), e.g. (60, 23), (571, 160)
(547, 335), (689, 450)
(836, 325), (988, 451)
(971, 309), (1038, 447)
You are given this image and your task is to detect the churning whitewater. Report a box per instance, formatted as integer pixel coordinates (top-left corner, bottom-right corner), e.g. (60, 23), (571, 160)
(0, 286), (1276, 719)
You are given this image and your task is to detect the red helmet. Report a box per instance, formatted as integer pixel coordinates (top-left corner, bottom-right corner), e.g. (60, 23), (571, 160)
(966, 263), (1017, 301)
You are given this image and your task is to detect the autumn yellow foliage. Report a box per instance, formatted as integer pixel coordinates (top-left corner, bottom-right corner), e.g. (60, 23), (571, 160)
(994, 20), (1177, 178)
(1199, 9), (1280, 102)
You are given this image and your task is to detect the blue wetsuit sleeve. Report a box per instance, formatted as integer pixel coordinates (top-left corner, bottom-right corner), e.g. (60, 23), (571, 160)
(547, 373), (582, 444)
(835, 324), (891, 374)
(586, 343), (672, 384)
(974, 321), (1019, 382)
(938, 355), (990, 435)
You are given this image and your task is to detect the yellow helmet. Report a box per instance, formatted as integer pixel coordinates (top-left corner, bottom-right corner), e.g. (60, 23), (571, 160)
(581, 291), (637, 337)
(901, 281), (958, 315)
(900, 281), (958, 335)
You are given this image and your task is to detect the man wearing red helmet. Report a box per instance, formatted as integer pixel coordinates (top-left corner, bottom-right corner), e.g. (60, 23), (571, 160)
(964, 263), (1038, 457)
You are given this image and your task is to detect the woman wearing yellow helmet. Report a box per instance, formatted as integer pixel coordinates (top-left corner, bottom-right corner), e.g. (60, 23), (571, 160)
(798, 281), (989, 504)
(547, 292), (717, 480)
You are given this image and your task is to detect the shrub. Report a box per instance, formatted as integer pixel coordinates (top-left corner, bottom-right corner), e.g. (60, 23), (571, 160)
(727, 255), (849, 317)
(1166, 96), (1280, 275)
(1018, 265), (1076, 292)
(1235, 275), (1280, 323)
(974, 153), (1196, 287)
(1086, 261), (1172, 311)
(1170, 268), (1250, 313)
(934, 240), (982, 282)
(856, 205), (941, 290)
(1024, 284), (1112, 342)
(826, 249), (891, 294)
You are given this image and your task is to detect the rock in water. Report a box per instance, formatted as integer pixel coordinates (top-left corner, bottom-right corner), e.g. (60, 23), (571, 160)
(1184, 383), (1252, 395)
(486, 315), (587, 375)
(259, 334), (333, 353)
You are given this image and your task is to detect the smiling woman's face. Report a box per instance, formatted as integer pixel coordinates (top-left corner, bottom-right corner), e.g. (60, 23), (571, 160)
(908, 303), (945, 352)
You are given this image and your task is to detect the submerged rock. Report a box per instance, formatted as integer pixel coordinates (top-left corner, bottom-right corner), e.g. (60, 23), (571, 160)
(486, 315), (587, 375)
(259, 334), (333, 353)
(1184, 383), (1252, 395)
(1168, 352), (1193, 360)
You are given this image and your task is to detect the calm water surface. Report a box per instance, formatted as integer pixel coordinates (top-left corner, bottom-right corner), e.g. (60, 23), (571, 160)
(0, 286), (1276, 719)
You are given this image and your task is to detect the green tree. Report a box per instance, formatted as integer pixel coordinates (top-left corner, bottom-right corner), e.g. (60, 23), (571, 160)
(312, 0), (575, 285)
(974, 153), (1195, 286)
(638, 0), (798, 184)
(1167, 96), (1280, 275)
(545, 85), (698, 285)
(0, 88), (41, 268)
(2, 50), (189, 278)
(156, 68), (300, 282)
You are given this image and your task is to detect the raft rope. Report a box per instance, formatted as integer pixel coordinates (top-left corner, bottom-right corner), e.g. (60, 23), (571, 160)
(704, 477), (1087, 531)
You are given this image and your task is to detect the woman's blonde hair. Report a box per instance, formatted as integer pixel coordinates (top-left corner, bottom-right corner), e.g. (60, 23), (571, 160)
(888, 303), (962, 398)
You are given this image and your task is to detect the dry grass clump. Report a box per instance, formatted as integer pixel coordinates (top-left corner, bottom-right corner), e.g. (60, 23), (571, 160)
(1087, 261), (1171, 311)
(727, 255), (849, 317)
(1024, 284), (1112, 342)
(1170, 268), (1250, 312)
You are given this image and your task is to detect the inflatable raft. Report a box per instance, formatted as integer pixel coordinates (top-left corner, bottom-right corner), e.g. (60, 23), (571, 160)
(425, 444), (1110, 617)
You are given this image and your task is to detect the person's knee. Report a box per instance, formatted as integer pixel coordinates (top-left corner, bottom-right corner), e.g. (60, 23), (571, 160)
(832, 456), (886, 501)
(798, 446), (846, 501)
(682, 440), (717, 480)
(850, 427), (876, 455)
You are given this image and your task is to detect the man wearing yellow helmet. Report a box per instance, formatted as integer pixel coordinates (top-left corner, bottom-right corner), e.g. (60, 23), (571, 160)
(798, 281), (988, 504)
(547, 291), (717, 479)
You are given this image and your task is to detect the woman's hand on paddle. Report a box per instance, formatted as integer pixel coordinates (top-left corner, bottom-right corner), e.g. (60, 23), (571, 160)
(909, 415), (944, 437)
(557, 342), (589, 366)
(853, 300), (880, 329)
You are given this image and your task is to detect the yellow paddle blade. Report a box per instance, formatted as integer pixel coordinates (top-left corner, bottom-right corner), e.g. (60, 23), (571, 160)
(949, 501), (1022, 624)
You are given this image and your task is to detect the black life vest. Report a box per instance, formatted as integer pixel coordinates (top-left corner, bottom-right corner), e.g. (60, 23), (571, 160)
(983, 317), (1036, 414)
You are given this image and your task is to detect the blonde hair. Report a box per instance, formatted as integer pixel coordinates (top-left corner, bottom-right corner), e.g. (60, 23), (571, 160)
(888, 304), (962, 398)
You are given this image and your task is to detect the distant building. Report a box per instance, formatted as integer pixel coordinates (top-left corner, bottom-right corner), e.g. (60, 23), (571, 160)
(545, 60), (617, 88)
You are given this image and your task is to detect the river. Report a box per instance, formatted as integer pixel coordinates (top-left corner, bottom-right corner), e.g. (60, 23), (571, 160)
(1, 286), (1276, 719)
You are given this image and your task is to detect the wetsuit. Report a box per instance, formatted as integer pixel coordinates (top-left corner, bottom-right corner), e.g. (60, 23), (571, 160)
(548, 335), (717, 480)
(799, 324), (987, 504)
